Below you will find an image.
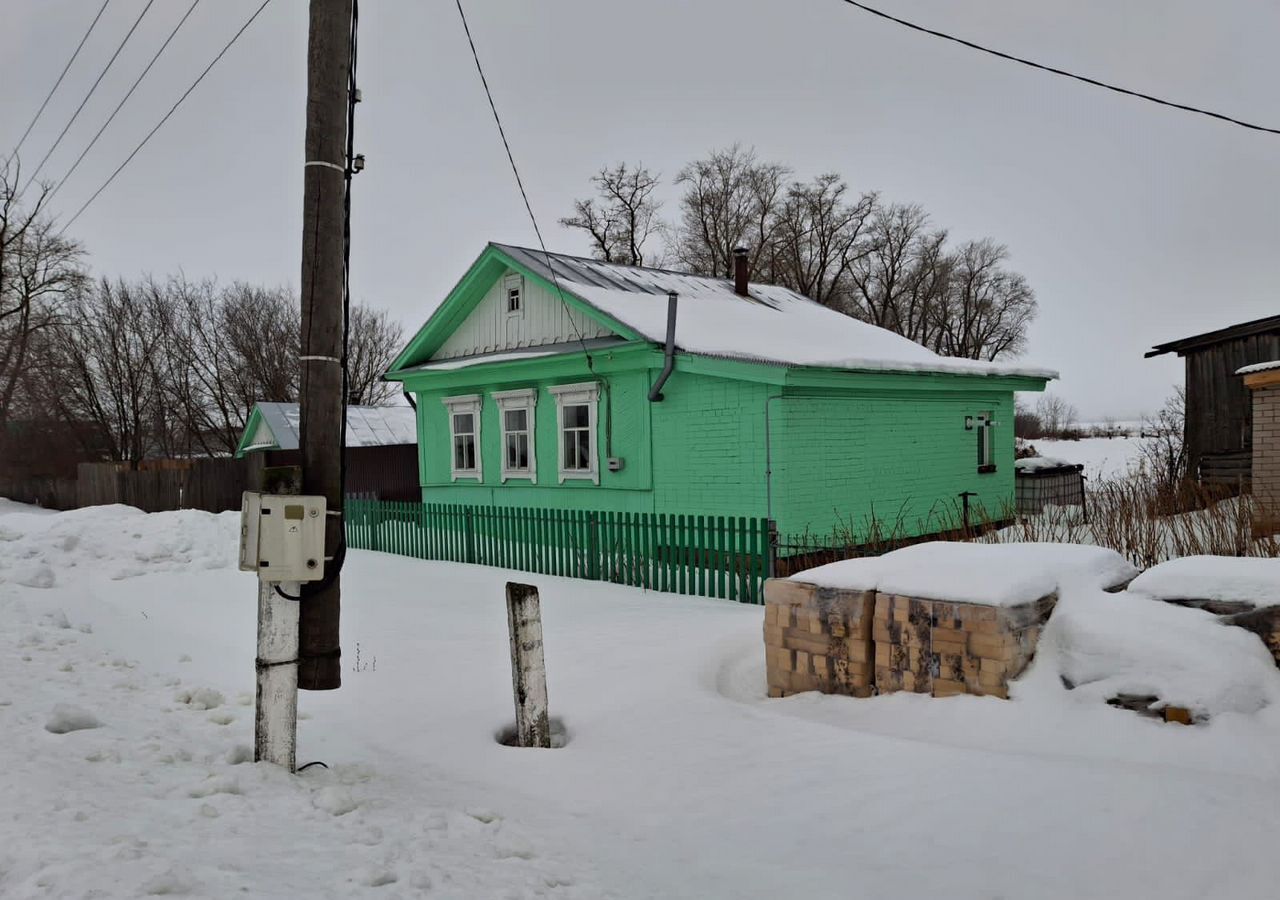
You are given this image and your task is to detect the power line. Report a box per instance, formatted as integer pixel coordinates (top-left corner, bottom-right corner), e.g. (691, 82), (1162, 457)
(47, 0), (202, 205)
(23, 0), (158, 192)
(7, 0), (112, 164)
(60, 0), (273, 234)
(837, 0), (1280, 137)
(452, 0), (595, 360)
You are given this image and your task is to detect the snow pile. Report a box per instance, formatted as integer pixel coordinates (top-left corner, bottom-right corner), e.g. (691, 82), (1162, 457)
(1014, 455), (1075, 472)
(1128, 556), (1280, 608)
(1023, 590), (1280, 719)
(0, 504), (239, 587)
(44, 704), (103, 734)
(794, 541), (1138, 605)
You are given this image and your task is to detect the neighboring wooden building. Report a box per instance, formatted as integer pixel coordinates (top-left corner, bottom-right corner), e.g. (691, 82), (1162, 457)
(1147, 314), (1280, 488)
(384, 243), (1055, 541)
(235, 402), (420, 501)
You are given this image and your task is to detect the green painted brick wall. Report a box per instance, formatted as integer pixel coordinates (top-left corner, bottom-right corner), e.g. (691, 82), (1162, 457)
(769, 392), (1015, 539)
(649, 370), (770, 520)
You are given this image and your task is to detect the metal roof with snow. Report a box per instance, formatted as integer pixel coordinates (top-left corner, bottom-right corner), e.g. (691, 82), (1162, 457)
(390, 243), (1056, 380)
(236, 402), (417, 456)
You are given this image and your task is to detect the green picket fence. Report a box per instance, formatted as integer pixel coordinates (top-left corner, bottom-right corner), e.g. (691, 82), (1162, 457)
(345, 498), (773, 604)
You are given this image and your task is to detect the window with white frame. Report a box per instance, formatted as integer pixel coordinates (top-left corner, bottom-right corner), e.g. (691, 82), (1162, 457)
(549, 382), (599, 484)
(976, 410), (996, 473)
(504, 273), (523, 315)
(443, 395), (482, 480)
(493, 388), (537, 481)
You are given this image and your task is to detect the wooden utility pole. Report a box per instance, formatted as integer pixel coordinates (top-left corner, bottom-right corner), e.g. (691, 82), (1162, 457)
(297, 0), (352, 691)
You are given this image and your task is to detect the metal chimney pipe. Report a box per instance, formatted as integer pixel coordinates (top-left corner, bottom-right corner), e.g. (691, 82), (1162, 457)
(733, 246), (749, 296)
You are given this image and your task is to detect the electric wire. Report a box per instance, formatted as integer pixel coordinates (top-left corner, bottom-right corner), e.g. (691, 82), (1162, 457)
(837, 0), (1280, 136)
(46, 0), (202, 205)
(452, 0), (597, 362)
(7, 0), (112, 164)
(22, 0), (157, 192)
(453, 0), (616, 458)
(59, 0), (273, 234)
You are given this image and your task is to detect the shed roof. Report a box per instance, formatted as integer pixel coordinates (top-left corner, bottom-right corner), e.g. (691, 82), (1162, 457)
(1237, 359), (1280, 376)
(238, 402), (417, 455)
(1146, 314), (1280, 359)
(492, 243), (1057, 379)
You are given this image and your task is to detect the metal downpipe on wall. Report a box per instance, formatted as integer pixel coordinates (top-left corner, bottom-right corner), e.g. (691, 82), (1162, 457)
(648, 290), (679, 402)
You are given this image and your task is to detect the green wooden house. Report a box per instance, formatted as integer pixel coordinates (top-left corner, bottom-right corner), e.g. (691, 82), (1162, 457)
(384, 243), (1055, 544)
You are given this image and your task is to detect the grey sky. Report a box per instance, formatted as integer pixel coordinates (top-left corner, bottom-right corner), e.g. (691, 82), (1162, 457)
(4, 0), (1278, 419)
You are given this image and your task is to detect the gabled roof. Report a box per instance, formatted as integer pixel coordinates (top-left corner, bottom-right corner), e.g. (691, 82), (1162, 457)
(387, 243), (1056, 380)
(235, 402), (417, 457)
(1146, 314), (1280, 358)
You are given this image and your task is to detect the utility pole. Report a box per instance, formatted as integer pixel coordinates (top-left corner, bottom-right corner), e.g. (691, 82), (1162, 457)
(297, 0), (353, 691)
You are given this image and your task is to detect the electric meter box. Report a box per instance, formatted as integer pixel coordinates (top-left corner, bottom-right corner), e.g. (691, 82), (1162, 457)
(239, 491), (327, 582)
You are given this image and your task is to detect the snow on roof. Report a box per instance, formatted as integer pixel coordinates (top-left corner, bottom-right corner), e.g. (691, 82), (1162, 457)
(1014, 456), (1079, 472)
(400, 338), (625, 374)
(791, 541), (1138, 606)
(254, 402), (417, 451)
(1237, 360), (1280, 376)
(1128, 556), (1280, 608)
(495, 244), (1057, 380)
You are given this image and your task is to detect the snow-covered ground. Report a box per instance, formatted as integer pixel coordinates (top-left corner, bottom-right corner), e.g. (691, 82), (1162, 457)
(1019, 436), (1147, 480)
(5, 502), (1280, 898)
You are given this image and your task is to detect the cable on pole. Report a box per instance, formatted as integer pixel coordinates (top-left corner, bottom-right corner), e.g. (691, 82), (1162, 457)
(6, 0), (112, 163)
(47, 0), (203, 205)
(23, 0), (158, 192)
(59, 0), (273, 234)
(837, 0), (1280, 136)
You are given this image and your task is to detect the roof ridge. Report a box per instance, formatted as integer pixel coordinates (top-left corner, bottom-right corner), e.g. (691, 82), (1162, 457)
(490, 241), (791, 290)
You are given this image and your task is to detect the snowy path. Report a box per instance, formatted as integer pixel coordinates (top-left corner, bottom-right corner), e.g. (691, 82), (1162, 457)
(4, 504), (1280, 898)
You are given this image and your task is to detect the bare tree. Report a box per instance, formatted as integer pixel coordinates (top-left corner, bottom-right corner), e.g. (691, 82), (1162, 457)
(37, 278), (170, 466)
(768, 174), (875, 308)
(1036, 394), (1079, 437)
(347, 303), (403, 405)
(1141, 387), (1188, 490)
(671, 144), (789, 278)
(846, 202), (932, 332)
(560, 163), (663, 266)
(934, 239), (1037, 360)
(0, 163), (86, 433)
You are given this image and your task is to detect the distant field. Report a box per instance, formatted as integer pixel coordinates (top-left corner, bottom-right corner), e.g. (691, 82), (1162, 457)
(1020, 435), (1147, 480)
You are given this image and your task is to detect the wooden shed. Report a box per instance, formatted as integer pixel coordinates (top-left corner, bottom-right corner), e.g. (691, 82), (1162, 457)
(235, 402), (421, 501)
(1147, 314), (1280, 489)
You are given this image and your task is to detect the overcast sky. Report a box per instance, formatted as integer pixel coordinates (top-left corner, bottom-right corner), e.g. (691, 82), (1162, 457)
(4, 0), (1278, 419)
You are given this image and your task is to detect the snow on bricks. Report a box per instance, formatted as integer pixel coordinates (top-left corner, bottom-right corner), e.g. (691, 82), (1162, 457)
(767, 542), (1138, 700)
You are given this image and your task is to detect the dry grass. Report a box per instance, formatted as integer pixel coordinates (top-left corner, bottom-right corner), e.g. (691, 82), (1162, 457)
(777, 475), (1279, 572)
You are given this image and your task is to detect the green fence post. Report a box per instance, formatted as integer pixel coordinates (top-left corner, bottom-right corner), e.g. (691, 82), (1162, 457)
(465, 506), (476, 564)
(588, 513), (600, 580)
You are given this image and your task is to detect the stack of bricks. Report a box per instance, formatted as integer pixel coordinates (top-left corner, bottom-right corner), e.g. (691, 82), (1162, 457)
(763, 580), (875, 698)
(871, 592), (1056, 699)
(764, 578), (1056, 700)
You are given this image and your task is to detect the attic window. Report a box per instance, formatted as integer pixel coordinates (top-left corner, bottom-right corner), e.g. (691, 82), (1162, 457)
(504, 273), (523, 315)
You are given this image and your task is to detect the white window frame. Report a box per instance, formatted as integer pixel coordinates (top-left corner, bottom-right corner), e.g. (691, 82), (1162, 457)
(976, 410), (997, 472)
(443, 394), (483, 481)
(549, 382), (600, 484)
(504, 273), (524, 317)
(493, 388), (537, 482)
